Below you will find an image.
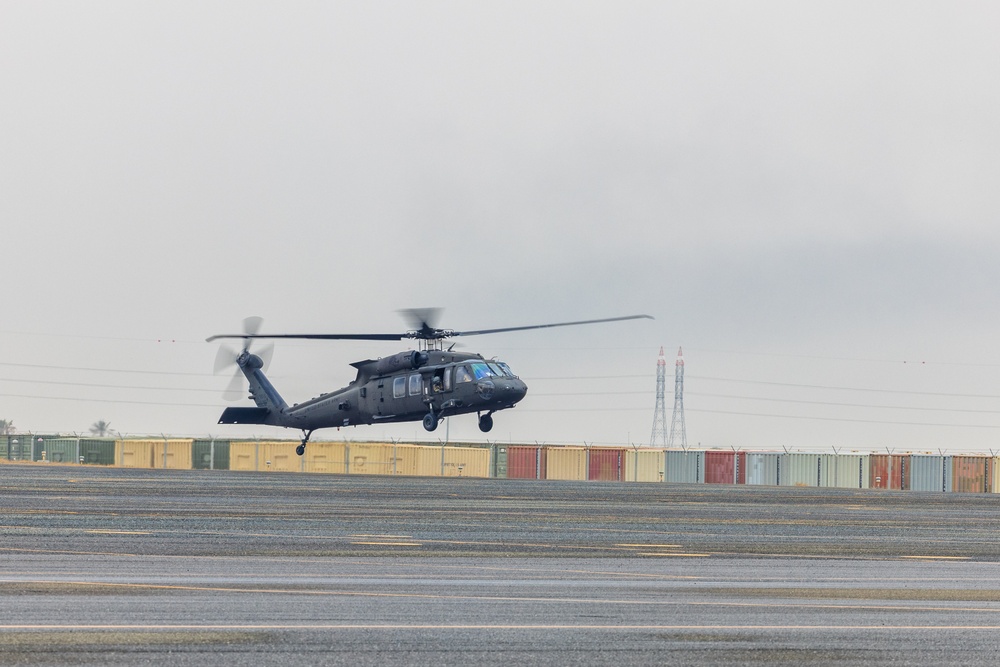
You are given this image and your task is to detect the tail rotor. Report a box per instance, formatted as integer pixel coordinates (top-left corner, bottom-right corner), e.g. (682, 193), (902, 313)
(214, 316), (274, 401)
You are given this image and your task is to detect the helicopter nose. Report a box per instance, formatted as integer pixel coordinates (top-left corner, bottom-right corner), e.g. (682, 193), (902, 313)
(509, 379), (527, 403)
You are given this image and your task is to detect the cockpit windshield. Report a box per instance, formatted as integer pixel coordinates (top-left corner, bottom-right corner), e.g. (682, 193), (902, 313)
(470, 362), (515, 380)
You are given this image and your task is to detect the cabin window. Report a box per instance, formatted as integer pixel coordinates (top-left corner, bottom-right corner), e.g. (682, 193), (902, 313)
(442, 368), (452, 391)
(408, 373), (422, 396)
(393, 376), (406, 399)
(455, 365), (473, 383)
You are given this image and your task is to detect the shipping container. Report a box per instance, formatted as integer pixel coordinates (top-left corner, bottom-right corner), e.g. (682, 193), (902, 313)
(819, 454), (869, 489)
(625, 450), (664, 483)
(664, 450), (704, 484)
(31, 435), (61, 461)
(869, 454), (910, 490)
(704, 451), (747, 484)
(160, 440), (194, 469)
(494, 445), (509, 478)
(4, 435), (33, 461)
(118, 440), (156, 468)
(507, 446), (545, 480)
(952, 455), (992, 493)
(192, 440), (230, 470)
(304, 442), (348, 474)
(780, 453), (822, 487)
(442, 446), (490, 477)
(78, 439), (115, 465)
(546, 447), (588, 481)
(910, 455), (952, 492)
(116, 439), (194, 469)
(229, 441), (259, 471)
(37, 438), (80, 464)
(347, 442), (396, 475)
(588, 449), (624, 481)
(745, 452), (781, 486)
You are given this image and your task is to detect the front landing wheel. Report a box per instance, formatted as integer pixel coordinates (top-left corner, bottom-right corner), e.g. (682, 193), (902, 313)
(296, 444), (305, 456)
(423, 413), (439, 432)
(478, 413), (494, 433)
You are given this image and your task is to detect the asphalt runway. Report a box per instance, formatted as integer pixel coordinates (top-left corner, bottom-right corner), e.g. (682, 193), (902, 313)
(3, 464), (1000, 665)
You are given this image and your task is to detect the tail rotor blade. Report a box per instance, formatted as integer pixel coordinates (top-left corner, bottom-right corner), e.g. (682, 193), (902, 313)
(243, 316), (264, 338)
(257, 343), (274, 372)
(222, 371), (245, 402)
(214, 344), (238, 375)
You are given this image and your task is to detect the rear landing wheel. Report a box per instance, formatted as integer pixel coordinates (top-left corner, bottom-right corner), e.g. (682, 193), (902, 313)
(478, 413), (494, 433)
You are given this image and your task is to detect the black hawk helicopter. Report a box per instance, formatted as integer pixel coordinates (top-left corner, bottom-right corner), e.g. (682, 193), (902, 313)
(208, 310), (652, 456)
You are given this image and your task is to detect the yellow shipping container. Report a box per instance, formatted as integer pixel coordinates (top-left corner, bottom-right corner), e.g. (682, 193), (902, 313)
(305, 442), (348, 474)
(625, 450), (665, 482)
(348, 442), (396, 475)
(117, 440), (156, 468)
(258, 441), (301, 472)
(443, 446), (490, 478)
(546, 447), (587, 481)
(159, 440), (194, 470)
(229, 441), (302, 472)
(116, 439), (194, 469)
(230, 442), (259, 471)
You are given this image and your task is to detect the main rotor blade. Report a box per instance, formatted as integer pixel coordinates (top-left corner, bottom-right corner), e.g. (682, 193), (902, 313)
(453, 314), (654, 337)
(206, 332), (405, 342)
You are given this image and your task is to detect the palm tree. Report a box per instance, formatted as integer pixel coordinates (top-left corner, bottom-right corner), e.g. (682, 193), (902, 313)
(0, 419), (14, 435)
(90, 420), (112, 437)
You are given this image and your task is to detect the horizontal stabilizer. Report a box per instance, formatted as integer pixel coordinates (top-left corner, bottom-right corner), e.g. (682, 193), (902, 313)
(218, 407), (270, 425)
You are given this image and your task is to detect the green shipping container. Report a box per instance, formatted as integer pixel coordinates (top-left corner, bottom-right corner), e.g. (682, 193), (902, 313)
(38, 438), (81, 463)
(192, 440), (230, 470)
(79, 439), (115, 465)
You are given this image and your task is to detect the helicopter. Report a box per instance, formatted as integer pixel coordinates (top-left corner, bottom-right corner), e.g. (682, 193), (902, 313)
(207, 310), (653, 456)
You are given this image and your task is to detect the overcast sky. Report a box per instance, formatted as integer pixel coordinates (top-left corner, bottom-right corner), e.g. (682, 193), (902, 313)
(2, 1), (999, 452)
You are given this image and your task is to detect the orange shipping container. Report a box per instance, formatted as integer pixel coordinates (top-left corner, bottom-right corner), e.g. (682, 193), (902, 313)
(952, 455), (993, 493)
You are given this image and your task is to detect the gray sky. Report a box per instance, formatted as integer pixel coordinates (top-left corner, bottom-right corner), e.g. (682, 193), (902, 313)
(2, 1), (999, 452)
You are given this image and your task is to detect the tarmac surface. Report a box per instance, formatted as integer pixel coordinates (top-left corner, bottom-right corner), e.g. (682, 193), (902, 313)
(3, 463), (1000, 665)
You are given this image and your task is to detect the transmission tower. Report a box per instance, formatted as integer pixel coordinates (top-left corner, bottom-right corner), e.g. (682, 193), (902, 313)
(649, 347), (668, 446)
(668, 347), (687, 449)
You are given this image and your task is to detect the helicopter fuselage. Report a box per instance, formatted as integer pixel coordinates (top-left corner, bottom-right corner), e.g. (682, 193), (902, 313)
(218, 349), (527, 439)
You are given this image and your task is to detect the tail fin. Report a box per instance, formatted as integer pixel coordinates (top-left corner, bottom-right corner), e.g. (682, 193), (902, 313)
(233, 351), (288, 418)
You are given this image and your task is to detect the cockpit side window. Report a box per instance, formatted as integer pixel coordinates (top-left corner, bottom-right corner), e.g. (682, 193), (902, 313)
(455, 366), (473, 383)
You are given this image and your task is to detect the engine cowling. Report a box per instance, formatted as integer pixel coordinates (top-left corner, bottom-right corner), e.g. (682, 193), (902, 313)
(373, 350), (429, 376)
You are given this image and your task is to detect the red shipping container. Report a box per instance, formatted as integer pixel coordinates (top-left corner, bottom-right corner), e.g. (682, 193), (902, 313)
(588, 449), (623, 481)
(507, 446), (546, 479)
(704, 451), (746, 484)
(869, 454), (911, 490)
(704, 451), (734, 484)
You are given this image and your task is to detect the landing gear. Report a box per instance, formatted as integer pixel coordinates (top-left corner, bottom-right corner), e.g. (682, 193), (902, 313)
(422, 412), (439, 432)
(478, 412), (494, 433)
(296, 430), (313, 456)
